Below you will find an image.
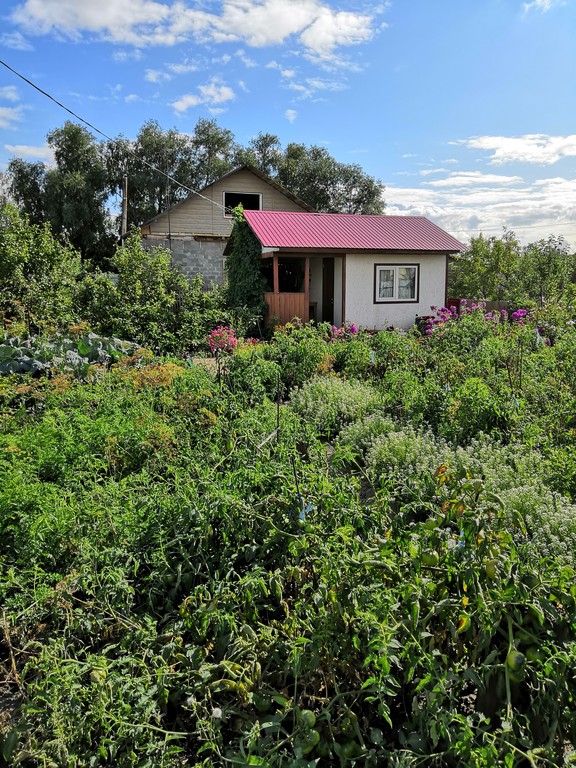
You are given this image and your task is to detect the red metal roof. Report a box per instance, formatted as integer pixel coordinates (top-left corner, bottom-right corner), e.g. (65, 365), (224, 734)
(243, 210), (465, 252)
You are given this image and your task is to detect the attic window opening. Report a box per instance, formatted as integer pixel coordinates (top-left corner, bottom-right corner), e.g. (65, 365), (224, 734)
(223, 192), (262, 217)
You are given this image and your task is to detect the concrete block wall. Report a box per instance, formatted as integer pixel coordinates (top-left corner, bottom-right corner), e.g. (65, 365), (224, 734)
(145, 237), (227, 286)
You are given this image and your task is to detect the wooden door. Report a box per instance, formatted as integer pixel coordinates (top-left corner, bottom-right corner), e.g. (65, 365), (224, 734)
(322, 257), (334, 324)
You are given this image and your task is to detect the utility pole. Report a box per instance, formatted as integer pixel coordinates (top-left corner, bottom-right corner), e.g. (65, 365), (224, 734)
(121, 174), (128, 241)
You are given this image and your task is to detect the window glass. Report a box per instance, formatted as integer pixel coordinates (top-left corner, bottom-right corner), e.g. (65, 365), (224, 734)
(398, 267), (416, 299)
(378, 268), (394, 298)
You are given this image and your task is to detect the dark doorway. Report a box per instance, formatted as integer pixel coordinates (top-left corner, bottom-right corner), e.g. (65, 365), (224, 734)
(322, 258), (334, 324)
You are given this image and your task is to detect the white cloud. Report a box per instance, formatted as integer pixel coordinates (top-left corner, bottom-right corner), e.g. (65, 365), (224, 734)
(145, 69), (172, 83)
(4, 143), (54, 162)
(0, 106), (24, 129)
(285, 108), (297, 123)
(113, 49), (142, 62)
(458, 133), (576, 165)
(124, 93), (143, 103)
(424, 171), (524, 187)
(281, 69), (295, 78)
(419, 167), (450, 177)
(287, 75), (347, 99)
(235, 49), (257, 67)
(386, 173), (576, 248)
(171, 78), (235, 114)
(299, 7), (374, 55)
(0, 31), (33, 50)
(0, 86), (20, 102)
(10, 0), (382, 64)
(523, 0), (562, 12)
(167, 61), (199, 75)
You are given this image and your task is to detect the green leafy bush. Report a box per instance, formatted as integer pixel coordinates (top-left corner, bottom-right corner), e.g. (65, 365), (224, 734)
(0, 203), (82, 333)
(2, 310), (576, 768)
(79, 234), (230, 354)
(261, 322), (332, 393)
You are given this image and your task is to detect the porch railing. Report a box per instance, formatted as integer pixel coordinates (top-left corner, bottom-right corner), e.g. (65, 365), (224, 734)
(264, 292), (308, 325)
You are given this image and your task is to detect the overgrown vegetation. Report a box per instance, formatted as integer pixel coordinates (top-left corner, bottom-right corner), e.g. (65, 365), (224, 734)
(448, 231), (576, 306)
(0, 205), (230, 354)
(1, 303), (576, 767)
(225, 206), (268, 322)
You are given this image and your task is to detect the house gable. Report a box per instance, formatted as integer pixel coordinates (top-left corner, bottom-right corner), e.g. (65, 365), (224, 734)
(140, 166), (312, 285)
(141, 166), (312, 239)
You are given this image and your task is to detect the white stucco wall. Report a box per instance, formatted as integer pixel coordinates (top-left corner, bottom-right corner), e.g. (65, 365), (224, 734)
(344, 252), (447, 330)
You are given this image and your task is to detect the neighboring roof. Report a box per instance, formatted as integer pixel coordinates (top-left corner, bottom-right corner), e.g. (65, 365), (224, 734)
(141, 164), (314, 230)
(242, 210), (465, 253)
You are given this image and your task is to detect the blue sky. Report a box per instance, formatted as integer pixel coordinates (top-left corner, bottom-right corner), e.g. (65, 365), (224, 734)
(1, 0), (575, 248)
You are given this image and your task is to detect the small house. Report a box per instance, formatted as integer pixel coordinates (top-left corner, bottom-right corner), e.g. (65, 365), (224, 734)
(229, 210), (465, 330)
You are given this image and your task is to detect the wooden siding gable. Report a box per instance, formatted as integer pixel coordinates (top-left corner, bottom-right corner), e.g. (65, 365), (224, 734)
(141, 167), (310, 238)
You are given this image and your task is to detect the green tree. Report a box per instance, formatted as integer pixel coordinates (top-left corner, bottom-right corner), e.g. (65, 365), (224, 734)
(275, 142), (384, 213)
(235, 132), (283, 178)
(0, 204), (82, 332)
(518, 235), (575, 305)
(105, 120), (196, 230)
(79, 233), (228, 352)
(0, 171), (11, 207)
(449, 231), (576, 305)
(44, 121), (116, 268)
(191, 118), (237, 188)
(236, 132), (384, 213)
(6, 158), (45, 224)
(448, 231), (522, 301)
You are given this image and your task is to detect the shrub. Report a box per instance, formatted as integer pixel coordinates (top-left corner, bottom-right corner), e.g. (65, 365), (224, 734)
(262, 322), (330, 393)
(336, 412), (398, 463)
(365, 425), (450, 499)
(331, 336), (373, 377)
(289, 376), (382, 438)
(227, 344), (282, 404)
(439, 376), (511, 442)
(78, 234), (229, 354)
(0, 204), (82, 333)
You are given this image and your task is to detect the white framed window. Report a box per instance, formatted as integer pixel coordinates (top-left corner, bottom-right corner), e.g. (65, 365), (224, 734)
(223, 191), (262, 217)
(374, 264), (419, 303)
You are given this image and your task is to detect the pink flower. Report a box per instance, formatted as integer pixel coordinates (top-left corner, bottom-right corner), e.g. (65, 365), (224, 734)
(208, 326), (238, 354)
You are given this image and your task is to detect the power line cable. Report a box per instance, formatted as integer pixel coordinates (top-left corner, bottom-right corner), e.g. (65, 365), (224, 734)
(0, 58), (226, 211)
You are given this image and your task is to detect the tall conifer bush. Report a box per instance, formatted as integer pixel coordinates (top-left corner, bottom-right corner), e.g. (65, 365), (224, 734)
(225, 205), (267, 317)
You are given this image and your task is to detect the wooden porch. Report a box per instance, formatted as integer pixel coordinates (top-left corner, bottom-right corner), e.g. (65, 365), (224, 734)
(263, 253), (310, 326)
